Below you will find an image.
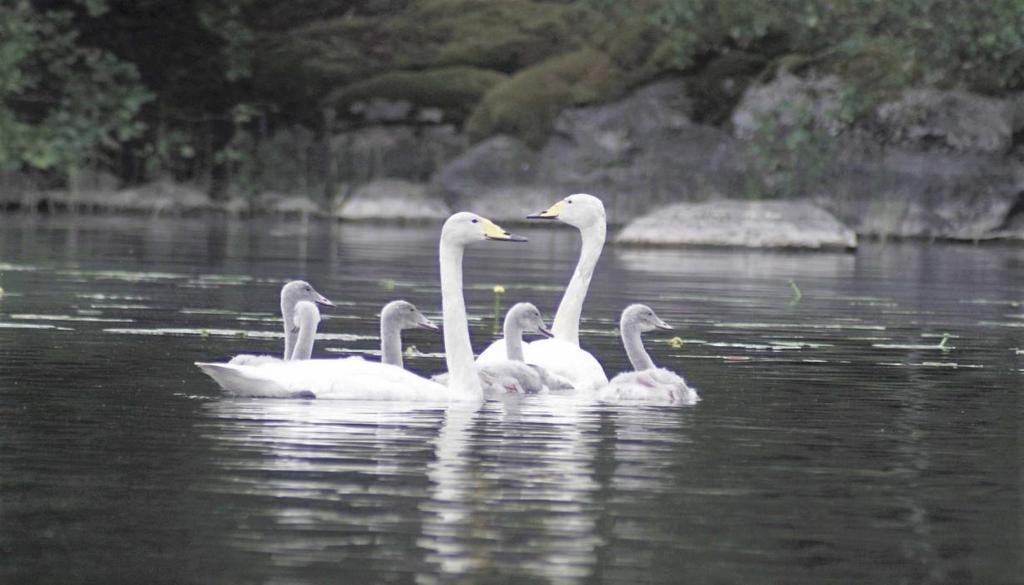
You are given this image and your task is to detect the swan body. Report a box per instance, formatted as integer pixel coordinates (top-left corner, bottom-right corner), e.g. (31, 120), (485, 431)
(197, 213), (526, 401)
(597, 304), (700, 406)
(198, 355), (455, 400)
(477, 194), (609, 390)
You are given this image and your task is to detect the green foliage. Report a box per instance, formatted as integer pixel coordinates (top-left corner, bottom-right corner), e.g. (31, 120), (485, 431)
(198, 0), (257, 81)
(0, 1), (151, 180)
(645, 0), (1024, 94)
(466, 47), (627, 147)
(257, 0), (593, 103)
(326, 67), (508, 119)
(743, 102), (834, 199)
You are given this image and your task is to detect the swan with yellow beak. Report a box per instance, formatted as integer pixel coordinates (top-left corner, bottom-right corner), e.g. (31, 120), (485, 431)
(476, 194), (609, 391)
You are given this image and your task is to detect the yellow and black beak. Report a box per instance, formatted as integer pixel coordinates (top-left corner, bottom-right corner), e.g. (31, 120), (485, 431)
(483, 218), (528, 242)
(527, 200), (565, 220)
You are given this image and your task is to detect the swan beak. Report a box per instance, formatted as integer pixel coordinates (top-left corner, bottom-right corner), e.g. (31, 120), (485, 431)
(527, 200), (565, 220)
(537, 325), (553, 338)
(655, 319), (673, 330)
(418, 319), (439, 331)
(483, 218), (527, 242)
(315, 293), (335, 307)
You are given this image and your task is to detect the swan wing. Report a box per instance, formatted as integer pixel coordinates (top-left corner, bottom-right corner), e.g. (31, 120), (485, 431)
(521, 338), (608, 391)
(227, 354), (282, 366)
(479, 361), (544, 394)
(597, 368), (700, 405)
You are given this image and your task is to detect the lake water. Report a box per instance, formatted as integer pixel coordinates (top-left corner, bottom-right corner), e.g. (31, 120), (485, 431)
(1, 214), (1021, 584)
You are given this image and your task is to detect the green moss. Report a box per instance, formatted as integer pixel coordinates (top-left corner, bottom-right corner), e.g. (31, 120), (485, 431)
(466, 47), (628, 148)
(325, 67), (508, 119)
(256, 0), (597, 99)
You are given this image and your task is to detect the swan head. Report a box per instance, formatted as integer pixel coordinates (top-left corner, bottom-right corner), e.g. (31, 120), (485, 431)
(527, 193), (605, 229)
(441, 212), (527, 245)
(506, 302), (553, 338)
(381, 300), (438, 331)
(281, 280), (334, 309)
(621, 304), (672, 333)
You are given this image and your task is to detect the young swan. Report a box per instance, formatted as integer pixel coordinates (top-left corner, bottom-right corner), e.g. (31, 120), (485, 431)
(476, 302), (556, 395)
(597, 304), (700, 406)
(379, 300), (438, 368)
(496, 302), (574, 392)
(433, 302), (568, 394)
(229, 280), (334, 365)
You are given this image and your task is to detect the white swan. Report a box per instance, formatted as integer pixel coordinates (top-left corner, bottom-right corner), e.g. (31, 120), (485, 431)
(477, 194), (608, 391)
(226, 280), (334, 366)
(597, 304), (700, 406)
(379, 300), (438, 368)
(196, 213), (527, 401)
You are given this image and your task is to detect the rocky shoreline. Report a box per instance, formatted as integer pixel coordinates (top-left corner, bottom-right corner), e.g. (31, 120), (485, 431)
(3, 74), (1023, 248)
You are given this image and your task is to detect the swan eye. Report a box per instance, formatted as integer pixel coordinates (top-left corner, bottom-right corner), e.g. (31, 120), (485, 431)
(567, 199), (573, 204)
(471, 219), (479, 224)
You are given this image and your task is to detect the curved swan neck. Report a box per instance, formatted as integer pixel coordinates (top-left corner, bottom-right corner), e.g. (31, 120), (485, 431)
(290, 303), (320, 361)
(440, 240), (483, 396)
(622, 324), (655, 371)
(504, 317), (524, 362)
(281, 298), (297, 360)
(551, 221), (605, 345)
(380, 315), (404, 368)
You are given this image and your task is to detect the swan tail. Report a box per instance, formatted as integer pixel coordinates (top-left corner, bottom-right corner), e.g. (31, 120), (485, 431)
(194, 362), (314, 399)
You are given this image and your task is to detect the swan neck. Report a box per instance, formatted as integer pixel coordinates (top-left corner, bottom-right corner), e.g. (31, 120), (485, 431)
(281, 299), (296, 360)
(381, 316), (404, 368)
(504, 318), (524, 362)
(440, 240), (483, 396)
(623, 325), (655, 371)
(290, 307), (319, 361)
(551, 221), (605, 345)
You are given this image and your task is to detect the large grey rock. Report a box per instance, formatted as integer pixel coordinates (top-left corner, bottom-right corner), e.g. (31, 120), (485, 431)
(730, 73), (1024, 239)
(333, 179), (449, 221)
(536, 79), (745, 219)
(433, 79), (746, 222)
(335, 124), (466, 185)
(818, 140), (1023, 239)
(431, 135), (542, 218)
(616, 200), (857, 249)
(874, 89), (1016, 154)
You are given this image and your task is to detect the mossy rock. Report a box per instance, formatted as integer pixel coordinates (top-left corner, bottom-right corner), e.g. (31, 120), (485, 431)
(423, 0), (596, 73)
(255, 0), (597, 102)
(325, 66), (508, 120)
(465, 47), (629, 148)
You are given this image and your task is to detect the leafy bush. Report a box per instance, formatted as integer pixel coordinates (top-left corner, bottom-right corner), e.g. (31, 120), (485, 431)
(0, 1), (151, 181)
(642, 0), (1024, 94)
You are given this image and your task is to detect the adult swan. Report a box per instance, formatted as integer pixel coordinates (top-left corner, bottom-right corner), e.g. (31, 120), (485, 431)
(196, 213), (526, 400)
(477, 194), (608, 391)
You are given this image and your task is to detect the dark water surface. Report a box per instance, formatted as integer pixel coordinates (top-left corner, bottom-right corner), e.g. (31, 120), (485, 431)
(1, 215), (1021, 584)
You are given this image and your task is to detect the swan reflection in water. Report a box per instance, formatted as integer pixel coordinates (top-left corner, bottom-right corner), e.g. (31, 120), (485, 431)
(198, 395), (630, 583)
